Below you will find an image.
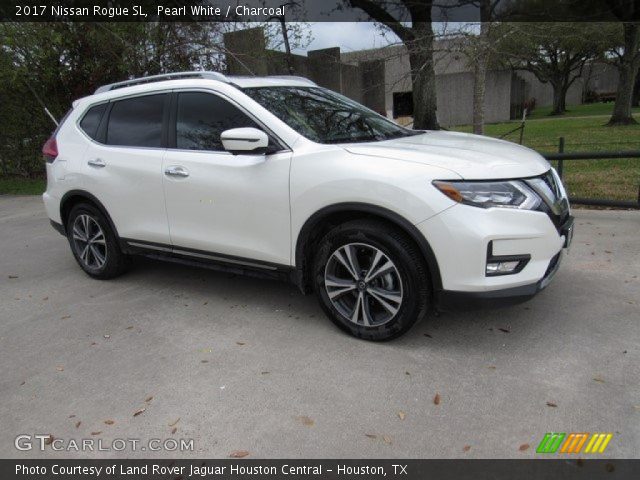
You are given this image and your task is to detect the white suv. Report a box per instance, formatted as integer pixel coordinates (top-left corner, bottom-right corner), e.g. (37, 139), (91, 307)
(42, 71), (573, 340)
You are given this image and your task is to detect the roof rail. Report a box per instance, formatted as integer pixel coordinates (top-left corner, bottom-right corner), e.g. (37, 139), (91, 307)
(94, 71), (229, 94)
(265, 75), (317, 85)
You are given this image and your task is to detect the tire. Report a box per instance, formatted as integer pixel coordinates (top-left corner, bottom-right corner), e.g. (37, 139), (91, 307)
(66, 203), (130, 279)
(313, 219), (431, 341)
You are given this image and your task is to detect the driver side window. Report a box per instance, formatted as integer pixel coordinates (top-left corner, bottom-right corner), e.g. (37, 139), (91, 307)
(175, 92), (259, 151)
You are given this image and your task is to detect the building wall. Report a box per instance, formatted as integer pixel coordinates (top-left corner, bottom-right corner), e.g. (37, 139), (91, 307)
(265, 50), (311, 77)
(224, 28), (618, 128)
(436, 71), (512, 127)
(584, 62), (619, 94)
(223, 30), (383, 112)
(342, 44), (515, 126)
(224, 27), (269, 76)
(342, 42), (621, 122)
(361, 60), (387, 114)
(341, 63), (364, 104)
(307, 47), (342, 92)
(516, 71), (583, 108)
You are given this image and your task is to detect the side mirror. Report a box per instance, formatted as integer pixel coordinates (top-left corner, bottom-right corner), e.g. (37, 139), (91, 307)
(221, 127), (269, 154)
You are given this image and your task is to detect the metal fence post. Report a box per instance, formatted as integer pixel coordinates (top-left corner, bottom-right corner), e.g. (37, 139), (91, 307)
(518, 108), (527, 145)
(557, 137), (565, 179)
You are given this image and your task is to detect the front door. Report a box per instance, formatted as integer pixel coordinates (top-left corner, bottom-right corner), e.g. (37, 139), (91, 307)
(162, 91), (291, 266)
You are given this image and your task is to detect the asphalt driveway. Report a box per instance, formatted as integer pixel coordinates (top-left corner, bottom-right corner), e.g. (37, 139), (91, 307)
(0, 195), (638, 459)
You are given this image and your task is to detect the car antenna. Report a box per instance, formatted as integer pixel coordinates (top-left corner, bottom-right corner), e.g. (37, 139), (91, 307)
(22, 78), (59, 127)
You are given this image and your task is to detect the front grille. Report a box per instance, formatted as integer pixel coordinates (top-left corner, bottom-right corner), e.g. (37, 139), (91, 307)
(525, 170), (570, 233)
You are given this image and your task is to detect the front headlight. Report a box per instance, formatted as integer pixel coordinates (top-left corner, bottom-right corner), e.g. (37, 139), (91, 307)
(433, 180), (541, 210)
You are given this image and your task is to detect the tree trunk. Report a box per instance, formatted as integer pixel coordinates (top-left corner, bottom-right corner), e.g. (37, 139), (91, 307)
(279, 18), (295, 75)
(608, 23), (639, 125)
(472, 1), (491, 135)
(550, 81), (568, 115)
(408, 24), (439, 130)
(632, 71), (640, 106)
(472, 57), (487, 134)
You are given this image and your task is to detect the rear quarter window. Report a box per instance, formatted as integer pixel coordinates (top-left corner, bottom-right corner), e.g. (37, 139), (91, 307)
(78, 103), (107, 140)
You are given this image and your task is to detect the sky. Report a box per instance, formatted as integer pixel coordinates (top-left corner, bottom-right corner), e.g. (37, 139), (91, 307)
(291, 22), (397, 54)
(290, 22), (473, 54)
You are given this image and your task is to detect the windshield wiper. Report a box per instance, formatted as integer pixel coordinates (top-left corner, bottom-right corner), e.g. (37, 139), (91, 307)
(328, 135), (379, 144)
(386, 130), (423, 139)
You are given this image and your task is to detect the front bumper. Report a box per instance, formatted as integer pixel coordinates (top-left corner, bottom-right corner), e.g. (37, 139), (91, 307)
(416, 202), (572, 310)
(436, 250), (563, 311)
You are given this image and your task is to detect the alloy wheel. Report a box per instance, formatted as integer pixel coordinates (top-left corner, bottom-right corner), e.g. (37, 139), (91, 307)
(324, 243), (403, 327)
(72, 214), (107, 270)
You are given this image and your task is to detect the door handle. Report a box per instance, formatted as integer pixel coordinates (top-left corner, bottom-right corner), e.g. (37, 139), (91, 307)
(164, 166), (189, 178)
(87, 158), (106, 168)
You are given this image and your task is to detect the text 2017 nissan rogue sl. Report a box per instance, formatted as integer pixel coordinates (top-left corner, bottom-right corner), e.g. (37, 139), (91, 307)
(42, 72), (573, 341)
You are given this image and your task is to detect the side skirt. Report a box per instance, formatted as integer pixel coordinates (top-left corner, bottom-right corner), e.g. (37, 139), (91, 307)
(120, 238), (296, 285)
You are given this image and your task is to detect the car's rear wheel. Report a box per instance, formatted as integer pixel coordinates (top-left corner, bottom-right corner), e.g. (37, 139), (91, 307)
(313, 219), (430, 341)
(66, 203), (130, 279)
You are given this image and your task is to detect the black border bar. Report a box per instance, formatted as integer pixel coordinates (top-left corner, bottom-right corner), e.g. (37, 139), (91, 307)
(3, 459), (640, 480)
(1, 0), (636, 23)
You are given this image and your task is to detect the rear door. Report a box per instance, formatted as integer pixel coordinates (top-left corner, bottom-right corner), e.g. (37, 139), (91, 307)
(161, 90), (292, 266)
(80, 93), (170, 245)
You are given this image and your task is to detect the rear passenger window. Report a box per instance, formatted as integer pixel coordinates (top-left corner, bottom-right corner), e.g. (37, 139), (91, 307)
(176, 92), (258, 151)
(79, 103), (107, 140)
(106, 94), (165, 147)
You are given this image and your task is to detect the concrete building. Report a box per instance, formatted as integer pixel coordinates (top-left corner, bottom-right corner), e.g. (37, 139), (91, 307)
(223, 27), (619, 127)
(340, 42), (516, 126)
(223, 27), (385, 113)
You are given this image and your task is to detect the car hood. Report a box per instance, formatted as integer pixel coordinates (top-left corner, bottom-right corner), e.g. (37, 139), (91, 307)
(344, 130), (551, 180)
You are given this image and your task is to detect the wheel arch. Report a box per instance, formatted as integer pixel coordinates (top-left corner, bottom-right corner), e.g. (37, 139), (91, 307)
(294, 202), (442, 294)
(59, 190), (121, 241)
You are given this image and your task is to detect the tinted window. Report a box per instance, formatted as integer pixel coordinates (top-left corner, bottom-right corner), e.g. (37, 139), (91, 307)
(243, 87), (419, 144)
(176, 92), (258, 151)
(107, 94), (165, 147)
(79, 103), (107, 139)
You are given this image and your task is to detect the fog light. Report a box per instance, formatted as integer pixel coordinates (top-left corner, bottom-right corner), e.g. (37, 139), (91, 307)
(485, 241), (531, 276)
(486, 261), (522, 275)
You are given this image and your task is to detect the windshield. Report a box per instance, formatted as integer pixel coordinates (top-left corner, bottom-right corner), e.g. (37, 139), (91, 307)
(242, 86), (420, 144)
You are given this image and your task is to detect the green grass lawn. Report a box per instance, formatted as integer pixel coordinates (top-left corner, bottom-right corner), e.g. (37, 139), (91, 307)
(0, 177), (46, 195)
(453, 104), (640, 202)
(526, 102), (640, 120)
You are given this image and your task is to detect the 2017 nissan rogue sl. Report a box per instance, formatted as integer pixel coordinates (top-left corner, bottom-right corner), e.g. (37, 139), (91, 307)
(42, 71), (574, 341)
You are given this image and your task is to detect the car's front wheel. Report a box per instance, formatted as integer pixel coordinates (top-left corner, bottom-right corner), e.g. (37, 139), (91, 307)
(66, 203), (130, 279)
(313, 220), (431, 341)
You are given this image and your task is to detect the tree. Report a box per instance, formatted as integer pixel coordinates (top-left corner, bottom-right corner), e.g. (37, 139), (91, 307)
(0, 21), (311, 177)
(348, 0), (439, 129)
(497, 23), (608, 115)
(268, 1), (304, 74)
(454, 0), (503, 134)
(471, 16), (491, 134)
(220, 21), (311, 75)
(0, 22), (225, 177)
(605, 2), (640, 125)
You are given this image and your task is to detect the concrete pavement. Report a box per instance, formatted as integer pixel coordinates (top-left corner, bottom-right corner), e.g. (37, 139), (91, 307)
(0, 195), (638, 459)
